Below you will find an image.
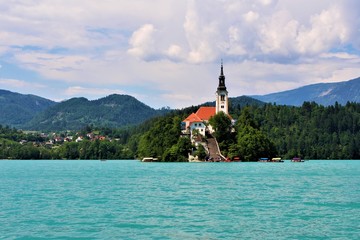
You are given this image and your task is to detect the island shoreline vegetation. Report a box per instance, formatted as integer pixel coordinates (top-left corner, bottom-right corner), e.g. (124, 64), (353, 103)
(1, 101), (360, 161)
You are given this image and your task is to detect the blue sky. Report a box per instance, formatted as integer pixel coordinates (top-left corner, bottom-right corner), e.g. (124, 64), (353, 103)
(0, 0), (359, 108)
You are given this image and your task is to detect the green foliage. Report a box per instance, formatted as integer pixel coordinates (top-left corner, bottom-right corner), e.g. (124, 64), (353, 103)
(56, 140), (134, 160)
(162, 137), (192, 162)
(1, 100), (360, 160)
(210, 107), (276, 161)
(209, 112), (232, 143)
(137, 115), (181, 159)
(194, 144), (207, 160)
(0, 90), (56, 128)
(247, 102), (360, 159)
(235, 125), (276, 161)
(0, 123), (135, 160)
(237, 107), (258, 129)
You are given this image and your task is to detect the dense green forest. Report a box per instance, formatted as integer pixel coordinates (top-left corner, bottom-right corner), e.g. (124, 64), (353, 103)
(0, 90), (56, 127)
(1, 102), (360, 160)
(0, 125), (135, 160)
(26, 94), (169, 131)
(130, 101), (360, 161)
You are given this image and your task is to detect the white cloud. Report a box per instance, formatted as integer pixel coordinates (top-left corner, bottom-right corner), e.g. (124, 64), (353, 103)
(13, 51), (90, 81)
(296, 5), (350, 55)
(0, 0), (359, 108)
(65, 86), (125, 97)
(166, 44), (183, 60)
(243, 11), (259, 23)
(0, 78), (43, 88)
(257, 10), (300, 56)
(321, 52), (360, 61)
(183, 0), (221, 63)
(258, 0), (277, 6)
(0, 78), (46, 97)
(127, 24), (156, 59)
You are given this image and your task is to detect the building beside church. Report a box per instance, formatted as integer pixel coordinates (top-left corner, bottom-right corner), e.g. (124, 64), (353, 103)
(182, 62), (229, 140)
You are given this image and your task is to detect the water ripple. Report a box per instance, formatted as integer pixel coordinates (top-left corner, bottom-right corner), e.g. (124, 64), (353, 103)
(0, 160), (359, 239)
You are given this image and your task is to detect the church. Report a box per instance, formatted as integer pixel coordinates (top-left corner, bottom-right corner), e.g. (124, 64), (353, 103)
(182, 61), (230, 140)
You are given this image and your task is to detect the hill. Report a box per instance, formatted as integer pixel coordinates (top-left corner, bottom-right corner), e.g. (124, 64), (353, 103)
(26, 94), (164, 131)
(229, 95), (265, 108)
(252, 77), (360, 106)
(202, 95), (264, 108)
(0, 89), (56, 127)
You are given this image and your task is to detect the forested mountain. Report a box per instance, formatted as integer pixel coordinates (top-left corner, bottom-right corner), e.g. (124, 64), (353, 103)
(137, 102), (360, 160)
(229, 96), (265, 109)
(1, 101), (360, 160)
(203, 96), (264, 108)
(253, 77), (360, 106)
(246, 102), (360, 159)
(26, 94), (164, 131)
(0, 89), (56, 127)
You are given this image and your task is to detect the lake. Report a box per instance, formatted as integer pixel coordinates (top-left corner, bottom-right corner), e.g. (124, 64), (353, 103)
(0, 160), (359, 239)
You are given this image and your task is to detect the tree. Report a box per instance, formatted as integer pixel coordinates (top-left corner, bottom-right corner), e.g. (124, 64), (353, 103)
(209, 111), (232, 143)
(234, 107), (276, 161)
(194, 144), (207, 160)
(236, 125), (276, 161)
(162, 137), (192, 162)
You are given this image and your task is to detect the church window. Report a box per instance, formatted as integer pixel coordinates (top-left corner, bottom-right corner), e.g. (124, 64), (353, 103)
(221, 105), (224, 108)
(221, 95), (225, 101)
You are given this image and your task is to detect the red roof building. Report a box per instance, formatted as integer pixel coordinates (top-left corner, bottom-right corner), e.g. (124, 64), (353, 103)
(195, 107), (216, 121)
(182, 107), (217, 137)
(183, 112), (203, 129)
(181, 62), (231, 138)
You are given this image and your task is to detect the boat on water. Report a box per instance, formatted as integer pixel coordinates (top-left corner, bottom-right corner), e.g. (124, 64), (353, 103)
(258, 158), (269, 162)
(142, 157), (159, 162)
(291, 157), (304, 162)
(270, 157), (284, 162)
(258, 157), (283, 162)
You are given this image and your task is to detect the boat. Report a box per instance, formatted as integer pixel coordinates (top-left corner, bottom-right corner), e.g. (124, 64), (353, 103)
(258, 158), (269, 162)
(291, 157), (304, 162)
(141, 157), (158, 162)
(270, 158), (284, 162)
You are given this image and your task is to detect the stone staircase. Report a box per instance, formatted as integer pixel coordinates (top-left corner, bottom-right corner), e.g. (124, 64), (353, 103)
(206, 135), (222, 161)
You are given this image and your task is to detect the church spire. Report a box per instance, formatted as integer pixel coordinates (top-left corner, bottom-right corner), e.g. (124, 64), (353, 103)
(218, 59), (226, 91)
(216, 59), (229, 115)
(220, 59), (224, 76)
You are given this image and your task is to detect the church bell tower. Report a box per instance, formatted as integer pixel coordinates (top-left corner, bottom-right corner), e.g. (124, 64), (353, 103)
(216, 60), (228, 115)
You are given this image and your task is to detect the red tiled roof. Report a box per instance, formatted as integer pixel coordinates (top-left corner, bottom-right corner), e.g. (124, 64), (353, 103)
(183, 113), (202, 123)
(196, 107), (216, 120)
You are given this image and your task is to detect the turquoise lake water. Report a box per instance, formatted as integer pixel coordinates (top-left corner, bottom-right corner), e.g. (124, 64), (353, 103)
(0, 160), (359, 239)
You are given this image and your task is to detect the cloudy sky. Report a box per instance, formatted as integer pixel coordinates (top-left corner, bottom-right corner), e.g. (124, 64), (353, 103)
(0, 0), (360, 109)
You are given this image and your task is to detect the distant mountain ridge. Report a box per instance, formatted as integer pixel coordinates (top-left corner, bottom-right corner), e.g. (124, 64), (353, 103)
(0, 89), (56, 127)
(252, 77), (360, 106)
(202, 95), (264, 108)
(1, 76), (359, 130)
(26, 94), (164, 131)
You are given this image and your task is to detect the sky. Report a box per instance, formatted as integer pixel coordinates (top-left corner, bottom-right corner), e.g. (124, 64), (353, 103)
(0, 0), (360, 109)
